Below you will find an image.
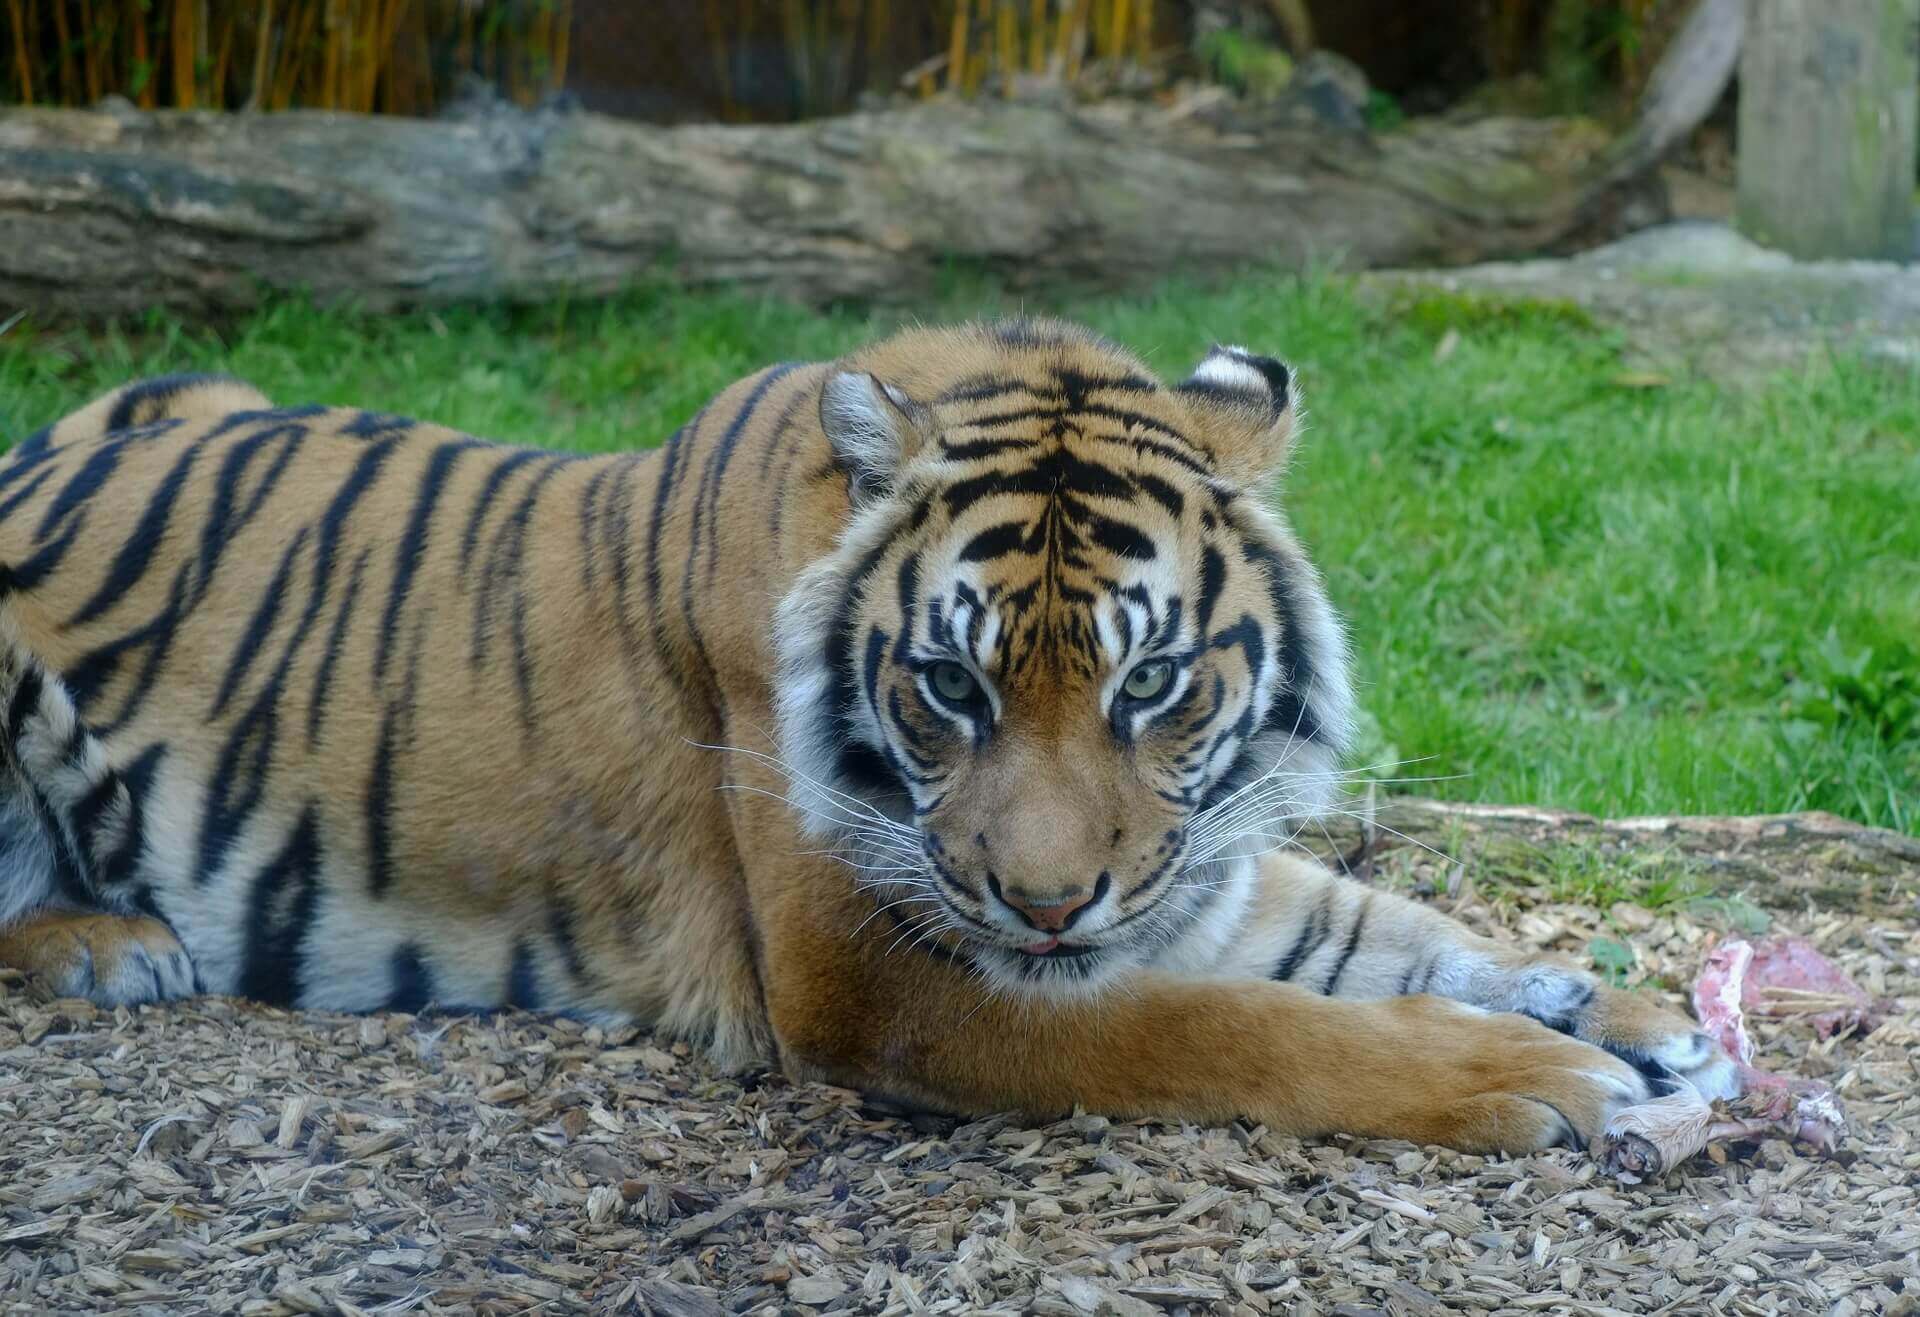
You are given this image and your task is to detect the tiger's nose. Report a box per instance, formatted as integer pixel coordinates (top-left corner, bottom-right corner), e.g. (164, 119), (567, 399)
(990, 874), (1108, 932)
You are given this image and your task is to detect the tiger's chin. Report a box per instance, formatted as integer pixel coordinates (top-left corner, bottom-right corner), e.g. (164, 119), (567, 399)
(970, 938), (1146, 997)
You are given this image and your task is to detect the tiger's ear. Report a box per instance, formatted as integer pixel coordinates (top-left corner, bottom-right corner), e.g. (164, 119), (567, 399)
(820, 370), (931, 503)
(1173, 345), (1298, 487)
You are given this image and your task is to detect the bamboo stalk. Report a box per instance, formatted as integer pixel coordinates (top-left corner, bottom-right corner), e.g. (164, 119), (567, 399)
(131, 0), (154, 108)
(1062, 0), (1089, 80)
(995, 0), (1016, 94)
(271, 0), (320, 109)
(946, 0), (969, 93)
(866, 0), (890, 99)
(781, 0), (809, 118)
(551, 0), (571, 95)
(247, 0), (273, 109)
(455, 0), (472, 77)
(6, 0), (30, 104)
(50, 0), (78, 104)
(172, 0), (196, 108)
(79, 0), (99, 102)
(209, 1), (234, 106)
(368, 0), (407, 113)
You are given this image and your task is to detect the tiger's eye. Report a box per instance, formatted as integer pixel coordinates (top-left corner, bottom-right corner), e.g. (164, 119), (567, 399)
(930, 661), (978, 703)
(1122, 660), (1173, 701)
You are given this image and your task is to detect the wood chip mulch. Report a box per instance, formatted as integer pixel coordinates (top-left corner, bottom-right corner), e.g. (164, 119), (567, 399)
(3, 858), (1916, 1316)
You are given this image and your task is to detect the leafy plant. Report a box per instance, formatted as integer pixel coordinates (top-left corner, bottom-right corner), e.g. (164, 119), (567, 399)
(1363, 89), (1404, 133)
(1194, 27), (1292, 102)
(1782, 631), (1920, 747)
(1588, 935), (1636, 985)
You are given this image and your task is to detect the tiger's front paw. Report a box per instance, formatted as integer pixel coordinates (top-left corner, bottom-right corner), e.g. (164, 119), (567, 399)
(0, 912), (197, 1007)
(1515, 968), (1740, 1102)
(1375, 996), (1652, 1154)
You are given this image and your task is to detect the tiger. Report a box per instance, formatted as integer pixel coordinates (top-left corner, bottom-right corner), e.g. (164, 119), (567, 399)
(0, 317), (1738, 1152)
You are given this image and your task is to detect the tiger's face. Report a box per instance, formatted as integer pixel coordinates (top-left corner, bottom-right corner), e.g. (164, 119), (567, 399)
(775, 321), (1353, 994)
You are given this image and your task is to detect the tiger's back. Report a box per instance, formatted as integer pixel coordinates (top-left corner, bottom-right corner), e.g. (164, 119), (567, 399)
(0, 371), (785, 1057)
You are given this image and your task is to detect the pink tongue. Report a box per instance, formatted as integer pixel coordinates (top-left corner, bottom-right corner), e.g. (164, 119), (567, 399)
(1022, 936), (1060, 955)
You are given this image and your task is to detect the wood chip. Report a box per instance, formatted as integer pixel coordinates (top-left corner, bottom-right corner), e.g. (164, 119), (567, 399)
(0, 846), (1911, 1313)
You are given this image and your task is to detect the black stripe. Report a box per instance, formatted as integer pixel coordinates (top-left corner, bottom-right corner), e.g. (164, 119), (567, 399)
(548, 897), (590, 983)
(1196, 546), (1227, 634)
(387, 943), (434, 1012)
(757, 380), (813, 478)
(470, 454), (576, 672)
(1271, 888), (1331, 983)
(70, 772), (125, 868)
(239, 805), (323, 1007)
(959, 520), (1028, 562)
(0, 467), (52, 528)
(211, 526), (310, 717)
(67, 438), (210, 627)
(190, 421), (309, 609)
(104, 374), (226, 432)
(1322, 896), (1370, 995)
(696, 363), (798, 575)
(678, 368), (798, 694)
(64, 561), (192, 729)
(505, 940), (541, 1010)
(643, 410), (702, 657)
(1134, 472), (1184, 519)
(459, 447), (549, 575)
(375, 439), (484, 683)
(95, 741), (164, 890)
(1395, 956), (1425, 996)
(1087, 513), (1156, 561)
(194, 684), (277, 886)
(364, 613), (428, 897)
(577, 461), (614, 594)
(307, 548), (372, 747)
(6, 665), (44, 743)
(1241, 536), (1326, 746)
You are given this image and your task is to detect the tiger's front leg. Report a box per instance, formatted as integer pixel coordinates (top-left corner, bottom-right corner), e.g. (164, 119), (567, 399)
(731, 776), (1654, 1153)
(1218, 853), (1740, 1102)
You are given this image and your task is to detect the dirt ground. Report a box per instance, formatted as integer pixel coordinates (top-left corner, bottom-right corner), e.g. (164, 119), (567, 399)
(2, 803), (1916, 1316)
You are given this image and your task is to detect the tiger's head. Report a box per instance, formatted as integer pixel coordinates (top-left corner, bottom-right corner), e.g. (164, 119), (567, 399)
(774, 319), (1354, 994)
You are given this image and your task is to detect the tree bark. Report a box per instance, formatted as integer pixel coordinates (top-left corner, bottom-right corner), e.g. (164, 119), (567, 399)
(0, 93), (1677, 321)
(1737, 0), (1920, 260)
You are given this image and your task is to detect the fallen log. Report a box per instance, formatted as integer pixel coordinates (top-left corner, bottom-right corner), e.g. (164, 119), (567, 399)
(0, 1), (1740, 321)
(1302, 799), (1920, 913)
(0, 96), (1644, 320)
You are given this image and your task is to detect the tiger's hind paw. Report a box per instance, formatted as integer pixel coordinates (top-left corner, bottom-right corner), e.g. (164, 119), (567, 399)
(0, 912), (197, 1006)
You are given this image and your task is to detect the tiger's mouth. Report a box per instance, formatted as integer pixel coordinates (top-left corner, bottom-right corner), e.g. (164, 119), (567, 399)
(1017, 936), (1100, 957)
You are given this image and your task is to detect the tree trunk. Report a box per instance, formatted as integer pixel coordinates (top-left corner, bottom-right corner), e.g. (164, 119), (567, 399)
(0, 96), (1666, 322)
(1736, 0), (1920, 260)
(0, 0), (1746, 324)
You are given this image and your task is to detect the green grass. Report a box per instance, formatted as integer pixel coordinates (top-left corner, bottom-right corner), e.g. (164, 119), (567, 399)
(3, 275), (1916, 834)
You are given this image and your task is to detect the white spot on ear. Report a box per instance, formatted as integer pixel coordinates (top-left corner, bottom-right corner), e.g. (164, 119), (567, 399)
(1190, 347), (1272, 395)
(821, 371), (910, 499)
